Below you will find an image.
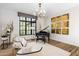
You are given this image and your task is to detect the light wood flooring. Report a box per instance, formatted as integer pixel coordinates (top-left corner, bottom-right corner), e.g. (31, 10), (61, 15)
(48, 39), (79, 56)
(0, 39), (79, 56)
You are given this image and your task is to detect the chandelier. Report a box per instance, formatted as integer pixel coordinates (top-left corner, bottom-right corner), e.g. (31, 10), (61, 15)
(36, 3), (46, 17)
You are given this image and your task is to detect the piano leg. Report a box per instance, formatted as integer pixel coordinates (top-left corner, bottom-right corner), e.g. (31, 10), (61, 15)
(48, 36), (50, 42)
(36, 36), (46, 44)
(43, 36), (46, 44)
(36, 36), (39, 42)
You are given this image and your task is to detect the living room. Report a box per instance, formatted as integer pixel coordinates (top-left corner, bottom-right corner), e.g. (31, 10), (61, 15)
(0, 2), (79, 56)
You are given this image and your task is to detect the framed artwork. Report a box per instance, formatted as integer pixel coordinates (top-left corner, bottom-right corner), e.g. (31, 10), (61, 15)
(56, 29), (61, 34)
(61, 14), (69, 21)
(52, 22), (57, 29)
(56, 16), (61, 21)
(62, 29), (69, 35)
(51, 17), (56, 22)
(56, 22), (61, 29)
(51, 29), (55, 33)
(51, 13), (69, 35)
(62, 21), (69, 29)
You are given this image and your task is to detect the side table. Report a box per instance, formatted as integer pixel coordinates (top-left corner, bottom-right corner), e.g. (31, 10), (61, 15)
(1, 37), (8, 49)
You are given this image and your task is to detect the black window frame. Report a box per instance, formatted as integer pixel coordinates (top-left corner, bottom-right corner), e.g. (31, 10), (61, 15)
(18, 12), (37, 36)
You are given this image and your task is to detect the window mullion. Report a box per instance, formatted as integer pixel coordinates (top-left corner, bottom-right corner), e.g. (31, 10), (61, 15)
(31, 18), (32, 35)
(25, 17), (27, 35)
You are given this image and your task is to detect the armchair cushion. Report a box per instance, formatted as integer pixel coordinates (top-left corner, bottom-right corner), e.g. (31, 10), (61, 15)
(13, 42), (22, 48)
(19, 37), (27, 47)
(13, 37), (27, 48)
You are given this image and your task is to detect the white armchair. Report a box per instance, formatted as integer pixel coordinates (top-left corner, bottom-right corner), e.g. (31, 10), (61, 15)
(13, 37), (27, 48)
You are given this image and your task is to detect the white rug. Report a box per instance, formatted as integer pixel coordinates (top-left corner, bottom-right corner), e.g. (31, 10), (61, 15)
(17, 42), (71, 56)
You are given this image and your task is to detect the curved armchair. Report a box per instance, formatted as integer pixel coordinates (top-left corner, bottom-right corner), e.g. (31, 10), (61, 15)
(13, 37), (27, 48)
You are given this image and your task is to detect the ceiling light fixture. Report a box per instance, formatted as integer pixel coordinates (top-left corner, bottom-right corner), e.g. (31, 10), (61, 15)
(36, 3), (46, 17)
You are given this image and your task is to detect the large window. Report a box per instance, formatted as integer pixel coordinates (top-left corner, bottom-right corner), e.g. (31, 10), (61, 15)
(18, 12), (37, 36)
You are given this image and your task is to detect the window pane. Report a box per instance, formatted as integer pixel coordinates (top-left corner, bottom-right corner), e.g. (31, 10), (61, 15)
(34, 31), (35, 34)
(26, 22), (29, 25)
(19, 17), (23, 20)
(22, 22), (25, 26)
(19, 17), (25, 20)
(31, 27), (35, 30)
(27, 26), (29, 30)
(32, 23), (35, 27)
(22, 17), (25, 20)
(27, 23), (31, 26)
(20, 22), (25, 26)
(20, 25), (25, 31)
(20, 31), (23, 35)
(20, 22), (23, 25)
(32, 30), (35, 34)
(26, 30), (29, 34)
(20, 26), (23, 30)
(22, 26), (25, 30)
(32, 19), (35, 21)
(29, 31), (31, 34)
(27, 18), (29, 21)
(28, 18), (31, 21)
(22, 31), (25, 35)
(27, 18), (31, 21)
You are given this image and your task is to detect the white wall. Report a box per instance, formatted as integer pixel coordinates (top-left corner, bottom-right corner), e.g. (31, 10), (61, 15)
(46, 6), (79, 47)
(0, 10), (2, 45)
(1, 5), (79, 47)
(0, 9), (19, 43)
(37, 17), (46, 32)
(0, 11), (2, 36)
(0, 8), (46, 45)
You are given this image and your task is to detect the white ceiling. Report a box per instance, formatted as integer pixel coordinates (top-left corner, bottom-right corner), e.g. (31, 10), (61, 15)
(0, 3), (79, 18)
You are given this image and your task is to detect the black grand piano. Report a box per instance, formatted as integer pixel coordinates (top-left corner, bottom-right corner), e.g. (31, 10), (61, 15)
(36, 26), (50, 43)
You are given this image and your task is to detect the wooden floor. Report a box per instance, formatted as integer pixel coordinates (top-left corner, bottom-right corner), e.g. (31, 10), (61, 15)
(0, 39), (79, 56)
(0, 43), (16, 56)
(48, 39), (79, 56)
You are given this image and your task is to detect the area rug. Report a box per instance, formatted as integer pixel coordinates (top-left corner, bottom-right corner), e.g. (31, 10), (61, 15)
(17, 42), (71, 56)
